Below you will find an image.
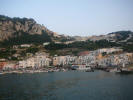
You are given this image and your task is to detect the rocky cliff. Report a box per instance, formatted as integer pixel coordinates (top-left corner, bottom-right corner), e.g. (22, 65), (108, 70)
(0, 15), (57, 45)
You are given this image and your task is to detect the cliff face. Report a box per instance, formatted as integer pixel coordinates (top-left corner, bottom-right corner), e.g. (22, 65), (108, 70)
(0, 15), (55, 43)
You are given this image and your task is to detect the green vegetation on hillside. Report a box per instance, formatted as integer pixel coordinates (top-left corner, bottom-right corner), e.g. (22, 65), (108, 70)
(122, 44), (133, 52)
(0, 48), (17, 59)
(0, 30), (51, 46)
(0, 15), (35, 24)
(45, 40), (118, 51)
(109, 31), (133, 41)
(26, 47), (39, 54)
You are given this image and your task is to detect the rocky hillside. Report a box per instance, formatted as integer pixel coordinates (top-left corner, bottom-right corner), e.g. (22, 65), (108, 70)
(0, 15), (133, 47)
(88, 31), (133, 43)
(66, 31), (133, 44)
(0, 15), (63, 45)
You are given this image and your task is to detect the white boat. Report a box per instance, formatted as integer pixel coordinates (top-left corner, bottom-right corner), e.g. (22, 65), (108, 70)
(71, 65), (91, 70)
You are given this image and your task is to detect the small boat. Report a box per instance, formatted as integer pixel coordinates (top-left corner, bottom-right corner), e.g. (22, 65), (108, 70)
(48, 70), (54, 73)
(116, 68), (133, 74)
(120, 70), (133, 74)
(85, 68), (94, 72)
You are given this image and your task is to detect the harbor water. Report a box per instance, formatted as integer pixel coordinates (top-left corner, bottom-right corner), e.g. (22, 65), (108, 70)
(0, 70), (133, 100)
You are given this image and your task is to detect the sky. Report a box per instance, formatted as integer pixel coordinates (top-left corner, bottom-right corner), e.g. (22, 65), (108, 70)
(0, 0), (133, 36)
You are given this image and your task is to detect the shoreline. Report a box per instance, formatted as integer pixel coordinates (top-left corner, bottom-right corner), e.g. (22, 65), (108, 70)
(0, 67), (69, 75)
(1, 67), (133, 75)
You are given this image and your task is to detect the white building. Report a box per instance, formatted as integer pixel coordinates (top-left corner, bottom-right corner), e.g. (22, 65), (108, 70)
(19, 52), (51, 68)
(97, 48), (122, 54)
(3, 62), (17, 70)
(43, 42), (50, 46)
(20, 44), (31, 48)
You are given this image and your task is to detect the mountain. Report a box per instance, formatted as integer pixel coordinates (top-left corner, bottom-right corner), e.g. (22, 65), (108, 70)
(0, 15), (133, 47)
(0, 15), (63, 46)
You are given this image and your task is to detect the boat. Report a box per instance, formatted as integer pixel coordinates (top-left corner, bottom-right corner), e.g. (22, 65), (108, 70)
(120, 70), (133, 74)
(116, 68), (133, 74)
(71, 65), (94, 72)
(85, 69), (94, 72)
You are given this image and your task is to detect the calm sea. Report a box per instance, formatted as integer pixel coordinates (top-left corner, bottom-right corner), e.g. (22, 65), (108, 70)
(0, 70), (133, 100)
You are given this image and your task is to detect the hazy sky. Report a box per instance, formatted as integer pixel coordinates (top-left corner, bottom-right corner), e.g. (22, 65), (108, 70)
(0, 0), (133, 36)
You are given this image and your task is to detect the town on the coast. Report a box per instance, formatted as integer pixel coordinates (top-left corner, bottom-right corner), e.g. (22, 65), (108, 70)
(0, 43), (133, 74)
(0, 15), (133, 74)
